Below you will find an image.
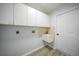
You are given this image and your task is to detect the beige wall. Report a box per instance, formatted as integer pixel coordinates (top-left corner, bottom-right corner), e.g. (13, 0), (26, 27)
(35, 27), (55, 37)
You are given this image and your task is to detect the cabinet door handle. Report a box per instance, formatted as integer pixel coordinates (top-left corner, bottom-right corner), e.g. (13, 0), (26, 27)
(57, 33), (59, 36)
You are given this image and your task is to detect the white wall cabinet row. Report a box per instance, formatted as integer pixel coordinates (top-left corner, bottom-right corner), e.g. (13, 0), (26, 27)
(0, 3), (50, 27)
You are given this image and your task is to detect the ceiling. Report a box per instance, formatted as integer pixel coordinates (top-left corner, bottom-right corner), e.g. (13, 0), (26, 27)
(25, 3), (64, 14)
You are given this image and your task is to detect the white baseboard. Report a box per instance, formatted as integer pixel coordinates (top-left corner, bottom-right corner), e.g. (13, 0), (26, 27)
(22, 45), (44, 56)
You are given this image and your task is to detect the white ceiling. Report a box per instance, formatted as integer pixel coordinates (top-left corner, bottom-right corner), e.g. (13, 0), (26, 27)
(25, 3), (64, 14)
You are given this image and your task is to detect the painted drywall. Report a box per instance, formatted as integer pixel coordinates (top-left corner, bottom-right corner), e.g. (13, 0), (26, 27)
(49, 4), (79, 55)
(37, 27), (50, 37)
(0, 25), (44, 56)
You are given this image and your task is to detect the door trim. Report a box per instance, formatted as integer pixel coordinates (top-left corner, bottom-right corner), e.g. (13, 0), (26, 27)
(56, 6), (79, 16)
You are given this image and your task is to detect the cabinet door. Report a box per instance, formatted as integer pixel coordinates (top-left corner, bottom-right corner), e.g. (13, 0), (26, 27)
(36, 11), (50, 27)
(14, 4), (28, 25)
(28, 6), (50, 27)
(0, 3), (13, 24)
(43, 14), (50, 27)
(28, 7), (37, 26)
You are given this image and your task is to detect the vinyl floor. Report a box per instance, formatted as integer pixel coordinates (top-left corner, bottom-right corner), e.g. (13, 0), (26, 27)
(29, 46), (64, 56)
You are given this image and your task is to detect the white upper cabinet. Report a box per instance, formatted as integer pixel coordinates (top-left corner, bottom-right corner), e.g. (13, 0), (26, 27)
(14, 4), (28, 25)
(36, 11), (50, 27)
(28, 6), (50, 27)
(0, 3), (13, 24)
(28, 7), (37, 26)
(0, 3), (50, 27)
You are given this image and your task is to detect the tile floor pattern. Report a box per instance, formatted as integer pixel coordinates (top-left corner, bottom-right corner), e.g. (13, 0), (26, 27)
(29, 46), (65, 56)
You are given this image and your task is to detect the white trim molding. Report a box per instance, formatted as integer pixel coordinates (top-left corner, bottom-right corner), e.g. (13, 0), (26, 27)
(22, 45), (44, 56)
